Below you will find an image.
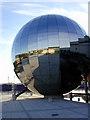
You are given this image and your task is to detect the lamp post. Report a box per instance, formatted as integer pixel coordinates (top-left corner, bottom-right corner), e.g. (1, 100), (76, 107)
(12, 76), (16, 100)
(8, 76), (9, 94)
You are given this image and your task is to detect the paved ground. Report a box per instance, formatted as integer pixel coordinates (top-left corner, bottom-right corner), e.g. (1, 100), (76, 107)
(0, 93), (89, 119)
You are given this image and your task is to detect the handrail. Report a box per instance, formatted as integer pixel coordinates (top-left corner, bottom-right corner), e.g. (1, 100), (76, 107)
(69, 92), (90, 103)
(69, 93), (90, 95)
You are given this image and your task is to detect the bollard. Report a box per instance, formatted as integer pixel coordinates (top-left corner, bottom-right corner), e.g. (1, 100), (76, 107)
(78, 98), (80, 102)
(12, 92), (16, 101)
(70, 93), (72, 101)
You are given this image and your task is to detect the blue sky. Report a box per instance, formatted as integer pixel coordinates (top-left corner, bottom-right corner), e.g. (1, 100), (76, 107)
(0, 1), (89, 84)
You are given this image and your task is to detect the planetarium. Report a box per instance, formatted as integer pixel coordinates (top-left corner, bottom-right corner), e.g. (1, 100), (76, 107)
(12, 14), (87, 96)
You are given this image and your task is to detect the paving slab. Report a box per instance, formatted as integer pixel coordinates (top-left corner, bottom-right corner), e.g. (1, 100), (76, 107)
(2, 100), (23, 112)
(19, 98), (62, 111)
(0, 94), (89, 119)
(2, 112), (29, 118)
(28, 109), (88, 118)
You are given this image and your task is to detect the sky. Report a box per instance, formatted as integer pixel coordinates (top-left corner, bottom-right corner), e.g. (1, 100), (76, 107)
(0, 1), (89, 84)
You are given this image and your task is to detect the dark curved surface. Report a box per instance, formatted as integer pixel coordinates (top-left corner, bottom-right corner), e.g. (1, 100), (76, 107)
(11, 14), (86, 95)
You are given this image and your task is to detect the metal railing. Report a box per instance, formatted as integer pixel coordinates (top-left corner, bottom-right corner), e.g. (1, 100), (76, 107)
(69, 92), (90, 103)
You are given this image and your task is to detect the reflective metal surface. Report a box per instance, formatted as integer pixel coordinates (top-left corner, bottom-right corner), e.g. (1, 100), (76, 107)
(12, 14), (86, 95)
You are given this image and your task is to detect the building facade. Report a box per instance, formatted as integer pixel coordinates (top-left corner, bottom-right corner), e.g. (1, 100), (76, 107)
(70, 36), (90, 58)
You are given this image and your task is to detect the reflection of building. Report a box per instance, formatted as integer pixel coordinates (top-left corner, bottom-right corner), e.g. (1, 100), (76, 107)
(15, 57), (20, 64)
(48, 48), (55, 54)
(70, 36), (90, 58)
(42, 49), (48, 54)
(88, 73), (90, 90)
(12, 14), (87, 96)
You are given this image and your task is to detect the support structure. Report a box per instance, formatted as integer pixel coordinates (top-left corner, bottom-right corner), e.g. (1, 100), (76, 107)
(16, 87), (28, 98)
(70, 92), (72, 101)
(12, 87), (28, 100)
(84, 77), (88, 103)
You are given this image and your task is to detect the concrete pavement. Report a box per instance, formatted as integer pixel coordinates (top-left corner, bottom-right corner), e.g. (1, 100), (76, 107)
(0, 93), (89, 119)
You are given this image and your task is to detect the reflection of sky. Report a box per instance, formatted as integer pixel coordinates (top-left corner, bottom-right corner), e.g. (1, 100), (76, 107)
(12, 14), (86, 57)
(0, 2), (88, 83)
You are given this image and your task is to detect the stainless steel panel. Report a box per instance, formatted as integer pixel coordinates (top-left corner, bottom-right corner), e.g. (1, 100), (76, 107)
(12, 14), (86, 95)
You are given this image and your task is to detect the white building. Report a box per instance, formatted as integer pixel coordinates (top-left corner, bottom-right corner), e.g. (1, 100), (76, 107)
(70, 36), (90, 58)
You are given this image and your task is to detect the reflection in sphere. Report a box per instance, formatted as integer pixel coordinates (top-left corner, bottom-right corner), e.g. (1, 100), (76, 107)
(12, 14), (86, 96)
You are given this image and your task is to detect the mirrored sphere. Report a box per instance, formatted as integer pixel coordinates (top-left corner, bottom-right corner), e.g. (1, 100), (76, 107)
(12, 14), (86, 96)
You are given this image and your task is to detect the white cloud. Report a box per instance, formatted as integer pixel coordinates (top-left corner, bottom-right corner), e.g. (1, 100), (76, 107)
(80, 3), (88, 12)
(13, 6), (88, 34)
(0, 40), (20, 84)
(0, 36), (14, 45)
(69, 11), (88, 34)
(43, 8), (67, 15)
(1, 3), (88, 84)
(13, 9), (44, 17)
(41, 8), (88, 34)
(43, 8), (88, 33)
(13, 10), (33, 16)
(13, 10), (41, 17)
(0, 54), (20, 84)
(22, 3), (46, 8)
(0, 40), (13, 45)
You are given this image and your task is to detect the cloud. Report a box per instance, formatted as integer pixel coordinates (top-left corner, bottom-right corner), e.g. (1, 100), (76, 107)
(0, 37), (14, 45)
(13, 3), (47, 16)
(42, 8), (68, 15)
(0, 37), (20, 84)
(13, 9), (44, 17)
(0, 52), (20, 84)
(80, 3), (88, 12)
(0, 40), (13, 45)
(43, 8), (88, 33)
(13, 10), (34, 16)
(13, 6), (88, 34)
(1, 2), (88, 84)
(22, 3), (46, 8)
